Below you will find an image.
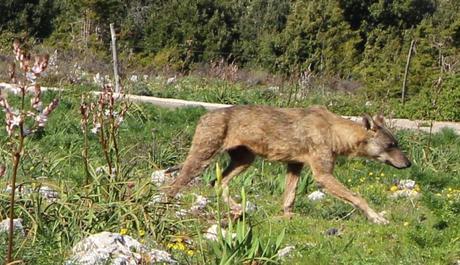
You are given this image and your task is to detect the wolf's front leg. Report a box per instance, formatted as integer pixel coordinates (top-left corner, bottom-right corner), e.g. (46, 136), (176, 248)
(314, 173), (389, 224)
(309, 157), (389, 224)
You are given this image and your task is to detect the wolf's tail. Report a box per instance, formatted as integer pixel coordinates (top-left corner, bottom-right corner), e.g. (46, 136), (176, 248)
(165, 109), (229, 197)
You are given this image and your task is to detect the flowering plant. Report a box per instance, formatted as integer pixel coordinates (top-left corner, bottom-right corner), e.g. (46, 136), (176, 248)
(1, 39), (59, 263)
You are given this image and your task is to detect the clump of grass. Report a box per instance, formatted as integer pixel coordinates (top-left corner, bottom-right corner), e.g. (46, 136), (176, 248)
(204, 164), (286, 264)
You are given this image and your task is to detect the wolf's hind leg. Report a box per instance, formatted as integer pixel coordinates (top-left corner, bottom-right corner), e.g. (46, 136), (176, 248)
(220, 146), (255, 215)
(164, 111), (229, 198)
(282, 163), (303, 218)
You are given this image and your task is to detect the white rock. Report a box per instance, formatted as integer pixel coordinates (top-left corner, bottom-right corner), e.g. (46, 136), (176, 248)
(398, 179), (416, 190)
(5, 184), (58, 202)
(277, 245), (295, 258)
(0, 218), (25, 236)
(175, 209), (189, 218)
(166, 76), (177, 85)
(204, 224), (236, 241)
(244, 201), (257, 213)
(38, 186), (59, 202)
(390, 189), (420, 199)
(150, 193), (167, 204)
(190, 194), (209, 212)
(66, 232), (176, 265)
(307, 190), (326, 201)
(5, 184), (31, 195)
(151, 170), (167, 186)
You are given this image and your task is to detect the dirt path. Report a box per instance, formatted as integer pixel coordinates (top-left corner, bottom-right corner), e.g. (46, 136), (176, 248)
(1, 82), (459, 134)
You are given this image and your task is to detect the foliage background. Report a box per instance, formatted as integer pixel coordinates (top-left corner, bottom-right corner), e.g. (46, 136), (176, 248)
(0, 0), (459, 121)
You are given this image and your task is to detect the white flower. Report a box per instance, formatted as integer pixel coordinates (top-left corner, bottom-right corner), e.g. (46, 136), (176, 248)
(115, 116), (124, 126)
(11, 114), (22, 127)
(26, 72), (37, 83)
(129, 75), (138, 82)
(91, 123), (101, 134)
(36, 114), (48, 127)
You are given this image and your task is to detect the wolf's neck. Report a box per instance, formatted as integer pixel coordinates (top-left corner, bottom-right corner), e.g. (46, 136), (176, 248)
(330, 119), (368, 156)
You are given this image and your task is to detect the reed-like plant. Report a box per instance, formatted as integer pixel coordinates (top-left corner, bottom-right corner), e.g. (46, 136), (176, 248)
(80, 83), (129, 199)
(0, 39), (58, 263)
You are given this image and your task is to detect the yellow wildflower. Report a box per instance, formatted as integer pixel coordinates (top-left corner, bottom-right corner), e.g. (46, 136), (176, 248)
(177, 242), (186, 251)
(139, 230), (145, 237)
(167, 243), (174, 249)
(403, 222), (409, 227)
(390, 185), (399, 192)
(369, 172), (374, 176)
(414, 185), (421, 192)
(186, 250), (194, 256)
(120, 228), (128, 235)
(380, 172), (385, 177)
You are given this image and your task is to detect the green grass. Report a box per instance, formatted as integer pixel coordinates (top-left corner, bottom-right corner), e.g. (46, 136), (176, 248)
(127, 75), (460, 121)
(0, 85), (459, 264)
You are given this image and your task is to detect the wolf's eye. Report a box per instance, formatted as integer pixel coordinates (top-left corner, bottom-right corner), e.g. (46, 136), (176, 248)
(387, 142), (397, 148)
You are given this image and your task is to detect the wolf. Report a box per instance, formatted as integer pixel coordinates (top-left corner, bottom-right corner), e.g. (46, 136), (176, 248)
(164, 105), (411, 224)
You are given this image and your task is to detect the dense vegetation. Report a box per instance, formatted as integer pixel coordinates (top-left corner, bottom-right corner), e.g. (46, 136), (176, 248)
(1, 2), (459, 264)
(0, 87), (459, 264)
(1, 0), (459, 121)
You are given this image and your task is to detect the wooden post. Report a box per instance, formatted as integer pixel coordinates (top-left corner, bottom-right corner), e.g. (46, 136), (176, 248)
(110, 23), (120, 93)
(402, 40), (415, 105)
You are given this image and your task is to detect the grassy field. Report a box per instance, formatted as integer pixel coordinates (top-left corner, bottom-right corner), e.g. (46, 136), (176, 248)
(0, 82), (459, 264)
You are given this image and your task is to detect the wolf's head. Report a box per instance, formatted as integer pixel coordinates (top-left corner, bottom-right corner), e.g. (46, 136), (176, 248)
(361, 115), (411, 169)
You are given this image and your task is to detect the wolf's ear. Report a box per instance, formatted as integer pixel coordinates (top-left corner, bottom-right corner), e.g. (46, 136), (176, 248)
(362, 114), (373, 130)
(373, 114), (385, 127)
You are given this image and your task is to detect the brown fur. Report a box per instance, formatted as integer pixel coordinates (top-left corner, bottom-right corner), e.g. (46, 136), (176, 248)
(165, 105), (411, 224)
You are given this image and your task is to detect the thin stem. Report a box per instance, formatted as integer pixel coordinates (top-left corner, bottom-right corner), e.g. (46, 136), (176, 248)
(99, 115), (112, 177)
(7, 123), (25, 263)
(110, 119), (121, 181)
(83, 126), (90, 185)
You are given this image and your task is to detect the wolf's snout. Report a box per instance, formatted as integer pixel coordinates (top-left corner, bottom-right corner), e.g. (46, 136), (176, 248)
(390, 159), (411, 169)
(386, 155), (411, 169)
(380, 148), (411, 169)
